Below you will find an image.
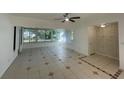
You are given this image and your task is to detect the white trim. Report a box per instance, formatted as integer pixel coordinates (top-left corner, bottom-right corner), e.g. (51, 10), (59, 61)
(95, 52), (119, 61)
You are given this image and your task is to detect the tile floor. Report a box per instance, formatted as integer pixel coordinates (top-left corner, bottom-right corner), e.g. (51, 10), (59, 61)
(2, 47), (124, 79)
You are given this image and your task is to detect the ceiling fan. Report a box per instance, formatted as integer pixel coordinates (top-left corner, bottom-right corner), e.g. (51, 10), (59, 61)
(55, 13), (80, 23)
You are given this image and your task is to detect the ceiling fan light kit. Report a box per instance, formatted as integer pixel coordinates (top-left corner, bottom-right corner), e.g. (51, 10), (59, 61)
(55, 13), (80, 23)
(65, 17), (69, 21)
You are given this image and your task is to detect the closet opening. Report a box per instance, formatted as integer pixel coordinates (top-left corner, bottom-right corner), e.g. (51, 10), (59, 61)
(86, 22), (120, 75)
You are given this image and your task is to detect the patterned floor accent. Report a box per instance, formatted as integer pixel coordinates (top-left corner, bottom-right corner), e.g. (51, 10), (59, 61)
(2, 47), (123, 79)
(111, 69), (123, 79)
(79, 56), (122, 79)
(92, 71), (99, 75)
(44, 62), (49, 65)
(26, 67), (31, 71)
(66, 66), (71, 69)
(78, 62), (82, 64)
(48, 72), (54, 76)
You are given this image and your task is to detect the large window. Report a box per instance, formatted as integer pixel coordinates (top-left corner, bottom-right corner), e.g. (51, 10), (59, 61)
(23, 28), (66, 43)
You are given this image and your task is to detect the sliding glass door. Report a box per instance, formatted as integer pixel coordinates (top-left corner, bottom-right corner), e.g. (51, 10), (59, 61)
(23, 28), (65, 43)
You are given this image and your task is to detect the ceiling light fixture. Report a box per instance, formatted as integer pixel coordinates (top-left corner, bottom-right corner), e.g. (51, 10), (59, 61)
(100, 24), (106, 28)
(65, 17), (69, 21)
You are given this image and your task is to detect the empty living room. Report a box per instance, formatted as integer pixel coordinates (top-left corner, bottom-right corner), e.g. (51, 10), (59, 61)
(0, 13), (124, 79)
(1, 0), (124, 93)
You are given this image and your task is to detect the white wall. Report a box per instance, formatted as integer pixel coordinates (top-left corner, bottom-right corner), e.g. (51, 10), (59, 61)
(88, 26), (96, 55)
(19, 27), (23, 53)
(0, 14), (20, 77)
(118, 17), (124, 69)
(70, 20), (89, 55)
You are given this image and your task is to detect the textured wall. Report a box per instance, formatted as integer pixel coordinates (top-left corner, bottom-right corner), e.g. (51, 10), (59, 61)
(96, 22), (119, 59)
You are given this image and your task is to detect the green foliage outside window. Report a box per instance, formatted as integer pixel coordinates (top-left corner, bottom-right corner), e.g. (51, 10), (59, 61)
(23, 28), (61, 43)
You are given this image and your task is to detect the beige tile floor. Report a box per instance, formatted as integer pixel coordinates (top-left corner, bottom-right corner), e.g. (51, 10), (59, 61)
(2, 47), (124, 79)
(81, 54), (119, 75)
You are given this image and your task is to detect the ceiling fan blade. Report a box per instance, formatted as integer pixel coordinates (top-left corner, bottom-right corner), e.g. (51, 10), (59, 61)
(69, 19), (75, 22)
(70, 17), (80, 19)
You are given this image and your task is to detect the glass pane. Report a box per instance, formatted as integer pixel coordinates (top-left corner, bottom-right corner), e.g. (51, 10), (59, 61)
(23, 28), (67, 43)
(30, 30), (37, 43)
(37, 30), (45, 42)
(45, 30), (51, 40)
(52, 30), (58, 40)
(58, 31), (66, 42)
(23, 29), (30, 43)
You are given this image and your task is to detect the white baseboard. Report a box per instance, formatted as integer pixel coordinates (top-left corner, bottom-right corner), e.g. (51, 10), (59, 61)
(96, 52), (119, 61)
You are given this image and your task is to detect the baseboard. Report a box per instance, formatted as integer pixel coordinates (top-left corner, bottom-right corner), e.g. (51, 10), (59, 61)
(96, 52), (119, 61)
(66, 47), (87, 57)
(90, 53), (96, 56)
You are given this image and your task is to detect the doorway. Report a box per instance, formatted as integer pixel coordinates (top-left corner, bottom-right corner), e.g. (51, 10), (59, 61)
(88, 22), (119, 60)
(85, 22), (120, 77)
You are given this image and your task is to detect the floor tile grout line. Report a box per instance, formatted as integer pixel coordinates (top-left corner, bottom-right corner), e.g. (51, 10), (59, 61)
(63, 60), (79, 78)
(111, 69), (123, 79)
(55, 55), (71, 79)
(52, 62), (66, 79)
(79, 57), (116, 79)
(54, 52), (79, 79)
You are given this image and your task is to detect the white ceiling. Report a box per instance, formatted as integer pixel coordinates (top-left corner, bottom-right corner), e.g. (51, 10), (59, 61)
(9, 13), (96, 21)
